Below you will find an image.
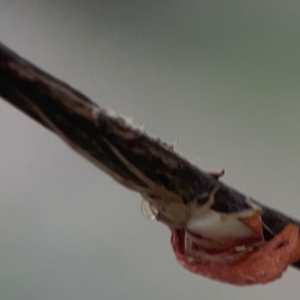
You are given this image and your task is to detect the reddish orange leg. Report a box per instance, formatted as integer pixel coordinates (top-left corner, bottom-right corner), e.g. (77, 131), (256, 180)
(207, 169), (225, 180)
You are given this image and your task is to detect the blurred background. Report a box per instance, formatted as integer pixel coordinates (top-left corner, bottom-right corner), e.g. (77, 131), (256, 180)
(1, 1), (300, 299)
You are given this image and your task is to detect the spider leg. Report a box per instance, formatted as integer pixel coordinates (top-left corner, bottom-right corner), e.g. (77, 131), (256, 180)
(207, 169), (225, 180)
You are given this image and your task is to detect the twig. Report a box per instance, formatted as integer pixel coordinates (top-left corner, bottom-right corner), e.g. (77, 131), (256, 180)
(1, 42), (300, 268)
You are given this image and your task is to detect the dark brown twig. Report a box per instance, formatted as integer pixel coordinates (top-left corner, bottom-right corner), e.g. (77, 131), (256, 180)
(1, 42), (300, 268)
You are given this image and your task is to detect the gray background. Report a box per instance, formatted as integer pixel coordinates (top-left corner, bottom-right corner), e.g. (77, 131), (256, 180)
(1, 1), (300, 299)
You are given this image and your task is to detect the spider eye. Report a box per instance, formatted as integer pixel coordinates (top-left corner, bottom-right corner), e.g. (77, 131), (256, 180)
(195, 193), (209, 206)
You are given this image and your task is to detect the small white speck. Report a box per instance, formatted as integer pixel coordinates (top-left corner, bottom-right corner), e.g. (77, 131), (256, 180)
(235, 245), (246, 252)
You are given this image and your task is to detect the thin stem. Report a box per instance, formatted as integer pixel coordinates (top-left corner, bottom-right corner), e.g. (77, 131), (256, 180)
(0, 42), (300, 268)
